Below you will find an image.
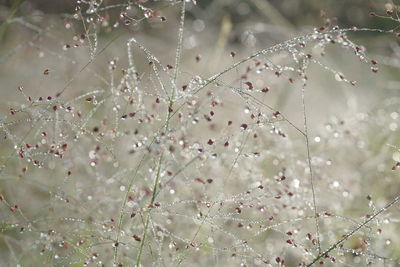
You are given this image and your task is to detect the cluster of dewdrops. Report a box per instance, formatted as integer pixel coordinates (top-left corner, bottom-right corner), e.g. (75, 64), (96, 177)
(1, 1), (400, 266)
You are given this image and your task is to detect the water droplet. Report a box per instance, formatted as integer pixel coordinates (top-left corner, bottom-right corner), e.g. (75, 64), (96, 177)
(89, 150), (96, 159)
(392, 152), (400, 162)
(335, 73), (344, 81)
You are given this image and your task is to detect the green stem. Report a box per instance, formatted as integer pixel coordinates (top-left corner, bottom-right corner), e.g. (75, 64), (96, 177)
(135, 152), (163, 266)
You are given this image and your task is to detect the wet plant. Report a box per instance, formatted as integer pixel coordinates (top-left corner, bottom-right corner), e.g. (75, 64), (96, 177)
(1, 1), (400, 266)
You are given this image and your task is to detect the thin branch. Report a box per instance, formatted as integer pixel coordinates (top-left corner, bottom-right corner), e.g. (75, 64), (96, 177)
(300, 59), (321, 254)
(135, 152), (164, 266)
(113, 153), (150, 264)
(173, 0), (186, 92)
(306, 195), (400, 266)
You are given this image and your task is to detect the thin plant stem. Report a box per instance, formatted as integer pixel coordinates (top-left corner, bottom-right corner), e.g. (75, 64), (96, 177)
(113, 153), (151, 264)
(135, 152), (164, 266)
(306, 195), (400, 266)
(173, 0), (186, 95)
(300, 59), (321, 254)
